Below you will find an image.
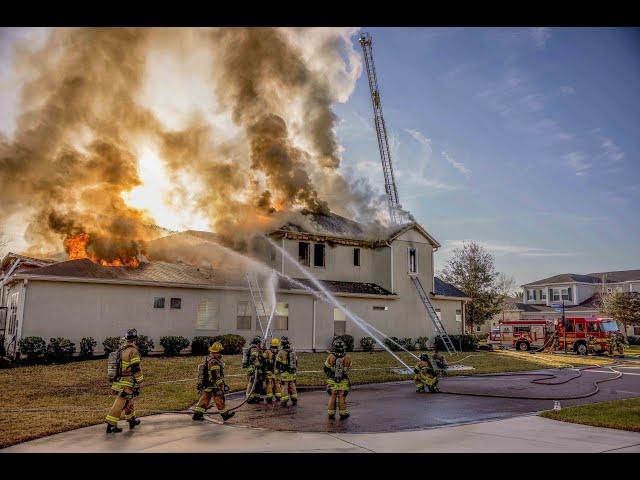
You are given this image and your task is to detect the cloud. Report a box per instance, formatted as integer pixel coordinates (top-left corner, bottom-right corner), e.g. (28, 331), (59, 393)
(564, 152), (591, 176)
(601, 138), (625, 163)
(441, 240), (579, 258)
(560, 85), (575, 95)
(406, 129), (432, 149)
(530, 27), (551, 49)
(442, 151), (471, 177)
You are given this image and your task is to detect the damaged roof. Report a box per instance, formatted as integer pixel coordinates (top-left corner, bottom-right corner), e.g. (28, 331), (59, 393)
(272, 210), (440, 248)
(16, 258), (395, 297)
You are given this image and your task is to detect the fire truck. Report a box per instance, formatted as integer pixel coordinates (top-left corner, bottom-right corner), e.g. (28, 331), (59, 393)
(488, 317), (621, 355)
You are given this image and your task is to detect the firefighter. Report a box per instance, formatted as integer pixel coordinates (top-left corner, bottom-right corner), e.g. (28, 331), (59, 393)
(193, 341), (235, 422)
(432, 348), (448, 375)
(610, 332), (627, 357)
(586, 335), (598, 355)
(324, 339), (351, 419)
(276, 336), (298, 406)
(105, 328), (144, 433)
(263, 338), (282, 403)
(245, 336), (266, 404)
(414, 353), (439, 393)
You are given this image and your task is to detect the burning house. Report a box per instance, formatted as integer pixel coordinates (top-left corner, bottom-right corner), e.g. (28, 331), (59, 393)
(0, 211), (469, 356)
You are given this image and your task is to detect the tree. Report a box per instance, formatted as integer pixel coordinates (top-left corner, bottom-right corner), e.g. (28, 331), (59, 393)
(600, 291), (640, 336)
(440, 241), (503, 332)
(496, 273), (517, 298)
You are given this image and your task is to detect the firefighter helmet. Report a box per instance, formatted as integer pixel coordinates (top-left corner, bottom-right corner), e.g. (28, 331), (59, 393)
(332, 339), (346, 355)
(125, 328), (138, 340)
(251, 335), (263, 345)
(209, 341), (223, 353)
(280, 336), (290, 348)
(420, 353), (430, 362)
(270, 338), (281, 348)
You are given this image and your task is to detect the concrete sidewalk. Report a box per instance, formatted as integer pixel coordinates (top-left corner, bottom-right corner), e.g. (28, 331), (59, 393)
(4, 414), (640, 453)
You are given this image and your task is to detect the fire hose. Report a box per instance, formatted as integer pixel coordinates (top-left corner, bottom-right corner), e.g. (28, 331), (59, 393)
(438, 362), (625, 401)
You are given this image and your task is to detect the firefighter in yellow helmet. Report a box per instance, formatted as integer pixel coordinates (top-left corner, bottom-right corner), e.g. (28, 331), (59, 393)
(262, 338), (282, 403)
(609, 331), (627, 357)
(193, 341), (235, 422)
(324, 339), (351, 419)
(276, 336), (298, 406)
(245, 336), (266, 404)
(106, 328), (144, 433)
(432, 347), (448, 375)
(414, 352), (439, 393)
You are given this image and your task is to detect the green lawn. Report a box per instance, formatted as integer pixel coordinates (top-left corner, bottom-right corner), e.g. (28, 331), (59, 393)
(0, 350), (617, 448)
(540, 397), (640, 432)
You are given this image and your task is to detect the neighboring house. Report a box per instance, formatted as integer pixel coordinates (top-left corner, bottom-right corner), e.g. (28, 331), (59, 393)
(486, 270), (640, 337)
(0, 211), (469, 356)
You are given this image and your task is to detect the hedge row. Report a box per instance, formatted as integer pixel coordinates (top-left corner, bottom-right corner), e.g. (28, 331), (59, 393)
(14, 333), (247, 362)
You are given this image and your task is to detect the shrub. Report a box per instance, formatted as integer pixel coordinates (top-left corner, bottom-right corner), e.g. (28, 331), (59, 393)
(191, 336), (215, 356)
(79, 337), (97, 358)
(360, 336), (375, 352)
(18, 336), (46, 359)
(160, 336), (190, 356)
(102, 336), (123, 354)
(435, 334), (478, 352)
(136, 335), (154, 356)
(400, 337), (415, 350)
(384, 336), (402, 352)
(415, 336), (429, 351)
(476, 333), (489, 341)
(212, 334), (246, 355)
(46, 337), (75, 363)
(332, 334), (354, 352)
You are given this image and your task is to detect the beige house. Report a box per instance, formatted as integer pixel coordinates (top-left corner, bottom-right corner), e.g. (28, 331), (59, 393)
(0, 212), (469, 356)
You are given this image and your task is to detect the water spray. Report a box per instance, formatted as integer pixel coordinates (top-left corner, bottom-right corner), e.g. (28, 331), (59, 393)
(267, 238), (412, 371)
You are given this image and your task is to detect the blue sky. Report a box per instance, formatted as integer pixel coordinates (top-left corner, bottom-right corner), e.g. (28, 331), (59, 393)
(335, 27), (640, 286)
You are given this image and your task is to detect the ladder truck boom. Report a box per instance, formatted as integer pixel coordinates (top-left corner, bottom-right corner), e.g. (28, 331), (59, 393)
(359, 32), (404, 226)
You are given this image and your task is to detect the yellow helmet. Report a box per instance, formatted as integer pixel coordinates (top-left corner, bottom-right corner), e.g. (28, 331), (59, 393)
(209, 341), (223, 353)
(270, 338), (281, 348)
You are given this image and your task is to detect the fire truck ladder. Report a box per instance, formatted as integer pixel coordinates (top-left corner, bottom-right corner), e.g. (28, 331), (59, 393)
(359, 32), (405, 226)
(410, 275), (457, 355)
(246, 273), (267, 337)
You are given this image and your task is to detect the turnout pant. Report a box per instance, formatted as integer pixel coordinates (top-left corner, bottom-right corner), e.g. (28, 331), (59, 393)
(247, 372), (264, 400)
(265, 374), (281, 400)
(327, 379), (349, 416)
(106, 387), (137, 425)
(195, 388), (229, 416)
(415, 374), (438, 392)
(280, 380), (297, 402)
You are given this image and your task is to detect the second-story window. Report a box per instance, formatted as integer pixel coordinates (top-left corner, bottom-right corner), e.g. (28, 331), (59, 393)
(540, 290), (546, 300)
(298, 242), (310, 266)
(353, 248), (360, 267)
(408, 247), (417, 274)
(527, 289), (536, 301)
(314, 243), (325, 267)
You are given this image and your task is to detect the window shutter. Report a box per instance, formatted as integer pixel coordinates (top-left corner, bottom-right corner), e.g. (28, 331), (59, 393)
(568, 287), (572, 302)
(533, 290), (537, 300)
(548, 288), (553, 300)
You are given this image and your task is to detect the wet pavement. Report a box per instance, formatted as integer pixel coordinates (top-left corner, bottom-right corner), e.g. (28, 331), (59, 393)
(228, 365), (640, 433)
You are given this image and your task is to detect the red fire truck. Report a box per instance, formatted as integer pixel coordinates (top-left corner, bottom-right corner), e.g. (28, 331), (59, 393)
(488, 317), (621, 354)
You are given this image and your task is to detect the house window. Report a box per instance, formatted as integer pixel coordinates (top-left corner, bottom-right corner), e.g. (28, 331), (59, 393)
(353, 248), (360, 267)
(561, 288), (570, 301)
(313, 244), (325, 267)
(197, 300), (218, 330)
(373, 306), (388, 311)
(456, 309), (462, 323)
(273, 302), (289, 330)
(540, 290), (546, 300)
(634, 326), (640, 336)
(476, 325), (481, 332)
(552, 289), (561, 302)
(170, 298), (182, 309)
(236, 301), (252, 330)
(334, 308), (347, 336)
(408, 247), (417, 274)
(298, 242), (310, 266)
(153, 297), (165, 309)
(527, 289), (537, 301)
(435, 308), (442, 320)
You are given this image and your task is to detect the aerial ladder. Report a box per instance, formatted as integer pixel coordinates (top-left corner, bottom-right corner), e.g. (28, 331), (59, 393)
(246, 273), (267, 337)
(359, 32), (456, 354)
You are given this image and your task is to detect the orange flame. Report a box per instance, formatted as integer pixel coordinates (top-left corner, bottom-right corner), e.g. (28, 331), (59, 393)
(64, 233), (140, 268)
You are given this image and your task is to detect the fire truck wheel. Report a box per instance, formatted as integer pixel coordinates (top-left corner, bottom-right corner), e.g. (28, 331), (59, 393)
(517, 342), (530, 352)
(575, 342), (588, 355)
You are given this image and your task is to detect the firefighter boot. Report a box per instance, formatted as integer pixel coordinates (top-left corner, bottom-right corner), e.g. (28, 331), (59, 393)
(192, 411), (205, 421)
(339, 412), (350, 420)
(221, 411), (236, 422)
(281, 399), (289, 407)
(106, 424), (123, 433)
(291, 398), (298, 406)
(128, 417), (141, 429)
